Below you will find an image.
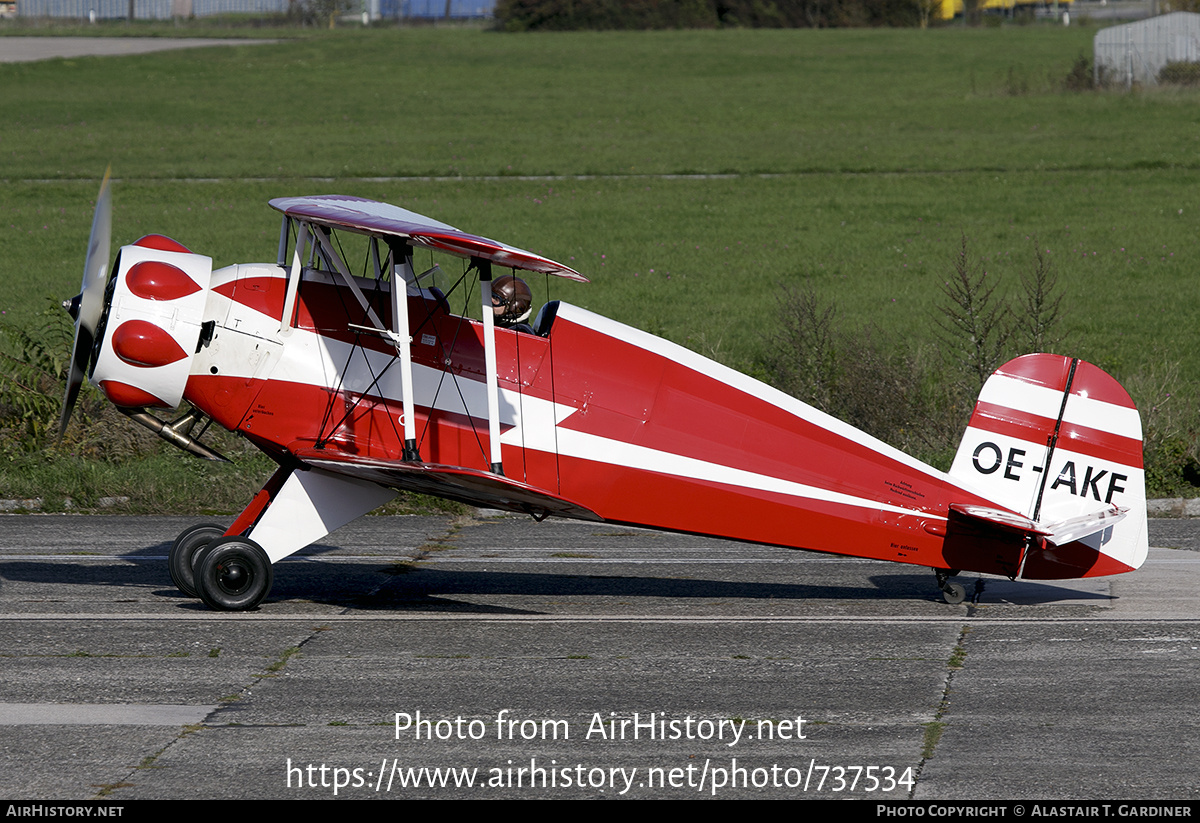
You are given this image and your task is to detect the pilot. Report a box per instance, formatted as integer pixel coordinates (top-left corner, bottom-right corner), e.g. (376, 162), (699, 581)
(491, 274), (535, 333)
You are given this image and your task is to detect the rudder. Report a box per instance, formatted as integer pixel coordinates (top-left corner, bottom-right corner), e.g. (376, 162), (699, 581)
(949, 354), (1147, 579)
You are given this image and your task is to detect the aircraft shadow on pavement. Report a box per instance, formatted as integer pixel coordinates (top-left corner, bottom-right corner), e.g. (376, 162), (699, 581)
(0, 550), (1112, 612)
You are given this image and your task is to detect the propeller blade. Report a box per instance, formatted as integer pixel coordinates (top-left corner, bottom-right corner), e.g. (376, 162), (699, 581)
(58, 168), (113, 441)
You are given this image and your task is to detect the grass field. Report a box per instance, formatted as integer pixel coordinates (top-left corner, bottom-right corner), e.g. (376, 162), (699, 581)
(2, 23), (1198, 507)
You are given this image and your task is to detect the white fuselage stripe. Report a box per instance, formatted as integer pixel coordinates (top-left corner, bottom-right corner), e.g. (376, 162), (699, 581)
(218, 297), (973, 522)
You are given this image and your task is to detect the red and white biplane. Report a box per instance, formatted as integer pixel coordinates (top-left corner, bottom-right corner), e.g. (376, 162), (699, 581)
(59, 175), (1147, 610)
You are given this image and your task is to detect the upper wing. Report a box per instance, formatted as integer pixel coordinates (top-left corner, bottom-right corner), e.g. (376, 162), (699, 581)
(269, 195), (588, 282)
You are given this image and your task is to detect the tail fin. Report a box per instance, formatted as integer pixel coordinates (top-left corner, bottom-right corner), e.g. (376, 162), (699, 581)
(949, 354), (1147, 579)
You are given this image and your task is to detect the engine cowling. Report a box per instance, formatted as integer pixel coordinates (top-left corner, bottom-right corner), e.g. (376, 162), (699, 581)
(90, 237), (213, 410)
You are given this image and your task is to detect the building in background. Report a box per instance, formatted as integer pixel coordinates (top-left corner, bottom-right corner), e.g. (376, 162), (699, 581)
(15, 0), (495, 21)
(1094, 11), (1200, 85)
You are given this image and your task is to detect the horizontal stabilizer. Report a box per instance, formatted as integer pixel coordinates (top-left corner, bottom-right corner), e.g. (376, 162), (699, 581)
(948, 502), (1127, 547)
(949, 503), (1049, 536)
(1039, 506), (1127, 547)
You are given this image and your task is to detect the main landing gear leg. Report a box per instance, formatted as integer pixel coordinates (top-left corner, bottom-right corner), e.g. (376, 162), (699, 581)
(935, 569), (966, 605)
(179, 466), (397, 612)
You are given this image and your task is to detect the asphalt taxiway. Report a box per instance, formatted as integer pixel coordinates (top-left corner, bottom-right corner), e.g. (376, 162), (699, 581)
(0, 36), (274, 63)
(0, 514), (1196, 800)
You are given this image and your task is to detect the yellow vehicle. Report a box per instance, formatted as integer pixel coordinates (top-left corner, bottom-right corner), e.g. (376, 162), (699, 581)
(936, 0), (1072, 19)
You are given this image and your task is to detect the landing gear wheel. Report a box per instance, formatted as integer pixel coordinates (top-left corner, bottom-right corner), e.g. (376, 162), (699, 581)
(169, 523), (226, 597)
(941, 581), (966, 605)
(934, 568), (965, 605)
(195, 537), (273, 612)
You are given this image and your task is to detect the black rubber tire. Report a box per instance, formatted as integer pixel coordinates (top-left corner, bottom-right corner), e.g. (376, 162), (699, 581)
(168, 524), (226, 597)
(195, 537), (273, 612)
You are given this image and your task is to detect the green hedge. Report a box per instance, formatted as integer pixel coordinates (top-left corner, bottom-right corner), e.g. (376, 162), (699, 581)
(1157, 61), (1200, 86)
(495, 0), (922, 31)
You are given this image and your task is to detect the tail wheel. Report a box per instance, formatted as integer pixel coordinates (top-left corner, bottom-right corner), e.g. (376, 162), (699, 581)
(168, 523), (226, 597)
(195, 537), (273, 612)
(941, 581), (967, 605)
(935, 568), (966, 605)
